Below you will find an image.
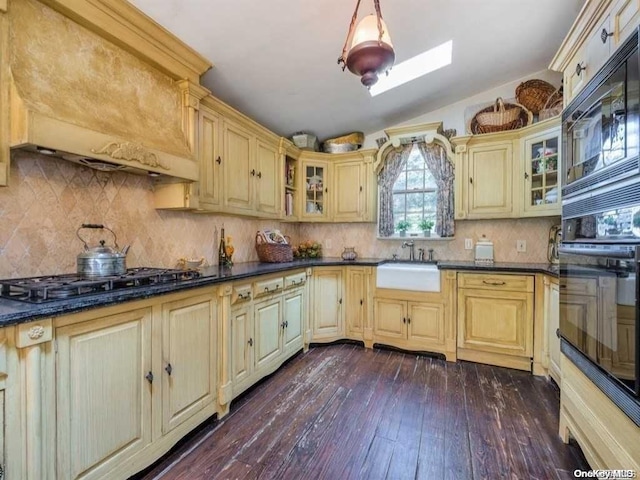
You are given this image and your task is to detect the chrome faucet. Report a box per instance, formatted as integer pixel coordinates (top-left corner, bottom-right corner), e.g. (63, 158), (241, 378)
(417, 248), (425, 261)
(428, 248), (435, 262)
(402, 241), (415, 261)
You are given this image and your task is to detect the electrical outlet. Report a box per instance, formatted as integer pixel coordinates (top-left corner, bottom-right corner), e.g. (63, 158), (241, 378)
(325, 239), (332, 249)
(464, 238), (473, 250)
(517, 240), (527, 253)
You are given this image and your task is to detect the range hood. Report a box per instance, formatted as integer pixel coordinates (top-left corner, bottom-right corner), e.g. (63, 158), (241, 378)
(8, 0), (212, 181)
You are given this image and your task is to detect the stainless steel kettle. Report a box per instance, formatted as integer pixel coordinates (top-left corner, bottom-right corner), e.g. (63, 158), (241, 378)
(77, 224), (130, 277)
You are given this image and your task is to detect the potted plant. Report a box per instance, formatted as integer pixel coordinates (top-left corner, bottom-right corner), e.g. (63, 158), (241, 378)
(419, 219), (434, 237)
(396, 220), (411, 237)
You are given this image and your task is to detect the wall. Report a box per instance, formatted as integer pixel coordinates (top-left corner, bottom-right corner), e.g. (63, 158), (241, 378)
(299, 217), (559, 263)
(363, 68), (562, 148)
(0, 152), (298, 279)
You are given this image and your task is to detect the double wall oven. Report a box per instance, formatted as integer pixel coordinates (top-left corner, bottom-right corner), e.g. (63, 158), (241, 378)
(560, 27), (640, 423)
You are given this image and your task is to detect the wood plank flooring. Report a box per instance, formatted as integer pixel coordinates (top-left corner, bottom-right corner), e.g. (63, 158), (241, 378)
(136, 344), (588, 480)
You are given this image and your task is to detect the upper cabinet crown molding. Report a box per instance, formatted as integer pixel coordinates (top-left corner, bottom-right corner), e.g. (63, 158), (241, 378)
(37, 0), (212, 83)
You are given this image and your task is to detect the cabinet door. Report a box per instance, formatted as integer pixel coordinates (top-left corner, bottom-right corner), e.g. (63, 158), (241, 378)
(223, 119), (254, 211)
(547, 281), (561, 384)
(199, 106), (222, 208)
(312, 268), (344, 339)
(458, 288), (533, 357)
(560, 293), (598, 359)
(254, 297), (283, 370)
(611, 0), (640, 50)
(333, 160), (365, 221)
(161, 294), (217, 435)
(466, 142), (514, 218)
(255, 139), (282, 216)
(373, 298), (405, 341)
(56, 308), (152, 479)
(521, 125), (561, 217)
(283, 288), (304, 355)
(231, 303), (253, 388)
(345, 267), (367, 338)
(407, 302), (445, 348)
(584, 14), (612, 86)
(300, 159), (330, 220)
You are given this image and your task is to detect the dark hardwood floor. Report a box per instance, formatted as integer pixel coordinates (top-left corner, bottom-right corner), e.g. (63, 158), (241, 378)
(138, 344), (588, 480)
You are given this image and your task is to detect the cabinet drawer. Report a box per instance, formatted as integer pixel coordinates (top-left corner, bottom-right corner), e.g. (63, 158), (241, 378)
(457, 273), (534, 293)
(284, 272), (306, 289)
(560, 277), (597, 296)
(254, 277), (283, 298)
(232, 284), (253, 304)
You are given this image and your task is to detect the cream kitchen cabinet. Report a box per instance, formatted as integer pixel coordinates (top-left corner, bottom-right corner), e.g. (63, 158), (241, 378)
(457, 272), (535, 371)
(453, 117), (561, 220)
(297, 150), (376, 223)
(311, 267), (344, 341)
(543, 275), (561, 385)
(52, 288), (219, 480)
(55, 308), (154, 480)
(551, 0), (640, 106)
(344, 266), (372, 342)
(230, 271), (306, 398)
(155, 96), (283, 219)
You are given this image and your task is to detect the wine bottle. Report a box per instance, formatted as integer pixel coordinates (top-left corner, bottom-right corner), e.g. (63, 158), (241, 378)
(218, 227), (228, 266)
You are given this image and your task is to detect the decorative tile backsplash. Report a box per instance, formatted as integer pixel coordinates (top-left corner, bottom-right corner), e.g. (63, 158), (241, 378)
(299, 217), (559, 263)
(0, 152), (299, 278)
(0, 152), (557, 279)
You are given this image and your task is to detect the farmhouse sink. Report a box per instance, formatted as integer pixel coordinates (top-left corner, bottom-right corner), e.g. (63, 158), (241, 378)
(376, 263), (441, 292)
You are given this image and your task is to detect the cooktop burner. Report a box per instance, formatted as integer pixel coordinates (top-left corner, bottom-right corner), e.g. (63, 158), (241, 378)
(0, 267), (202, 303)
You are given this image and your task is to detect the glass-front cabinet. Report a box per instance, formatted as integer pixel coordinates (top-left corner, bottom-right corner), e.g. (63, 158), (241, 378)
(300, 159), (329, 220)
(521, 125), (561, 216)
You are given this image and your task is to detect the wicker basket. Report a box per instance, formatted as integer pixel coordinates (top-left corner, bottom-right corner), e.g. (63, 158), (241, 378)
(470, 99), (531, 134)
(516, 79), (556, 115)
(539, 85), (563, 120)
(255, 234), (293, 263)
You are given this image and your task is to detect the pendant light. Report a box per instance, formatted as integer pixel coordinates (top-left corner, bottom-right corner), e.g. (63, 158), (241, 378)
(337, 0), (395, 88)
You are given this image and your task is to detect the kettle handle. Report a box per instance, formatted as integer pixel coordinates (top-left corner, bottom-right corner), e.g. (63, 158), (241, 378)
(77, 224), (120, 250)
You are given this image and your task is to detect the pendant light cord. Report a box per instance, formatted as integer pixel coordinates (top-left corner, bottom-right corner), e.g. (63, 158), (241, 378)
(338, 0), (362, 70)
(374, 0), (385, 44)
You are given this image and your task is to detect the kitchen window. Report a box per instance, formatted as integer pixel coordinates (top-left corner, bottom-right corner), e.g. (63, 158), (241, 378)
(377, 141), (455, 238)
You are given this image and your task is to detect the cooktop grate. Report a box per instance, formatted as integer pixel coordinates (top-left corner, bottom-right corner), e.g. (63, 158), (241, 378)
(0, 268), (201, 303)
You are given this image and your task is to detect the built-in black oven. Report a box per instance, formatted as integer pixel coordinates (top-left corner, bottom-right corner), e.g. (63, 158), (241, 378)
(562, 28), (640, 199)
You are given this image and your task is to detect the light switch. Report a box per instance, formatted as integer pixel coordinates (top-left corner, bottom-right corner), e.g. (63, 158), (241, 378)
(464, 238), (473, 250)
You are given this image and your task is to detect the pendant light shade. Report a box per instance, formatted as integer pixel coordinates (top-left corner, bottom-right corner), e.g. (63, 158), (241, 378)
(338, 1), (395, 88)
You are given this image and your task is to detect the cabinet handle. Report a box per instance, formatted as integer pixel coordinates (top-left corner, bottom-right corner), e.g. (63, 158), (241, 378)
(575, 62), (586, 77)
(216, 156), (222, 164)
(360, 299), (363, 305)
(482, 280), (506, 286)
(285, 321), (288, 328)
(601, 28), (613, 44)
(524, 172), (529, 180)
(325, 187), (328, 193)
(145, 371), (154, 384)
(248, 338), (254, 347)
(281, 321), (286, 330)
(338, 298), (342, 304)
(165, 363), (173, 376)
(238, 292), (251, 300)
(251, 169), (256, 176)
(264, 286), (270, 292)
(469, 177), (473, 184)
(402, 317), (406, 324)
(407, 317), (411, 324)
(359, 186), (363, 192)
(257, 171), (262, 179)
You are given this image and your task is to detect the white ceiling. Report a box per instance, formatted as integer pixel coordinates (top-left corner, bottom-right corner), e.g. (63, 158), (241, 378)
(129, 0), (584, 141)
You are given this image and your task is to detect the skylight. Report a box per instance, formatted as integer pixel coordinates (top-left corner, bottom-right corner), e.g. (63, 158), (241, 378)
(369, 40), (453, 96)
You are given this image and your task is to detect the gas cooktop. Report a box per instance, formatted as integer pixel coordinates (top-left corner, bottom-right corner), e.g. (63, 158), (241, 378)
(0, 267), (202, 303)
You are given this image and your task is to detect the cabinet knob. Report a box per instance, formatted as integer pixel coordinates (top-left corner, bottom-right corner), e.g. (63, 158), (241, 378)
(165, 363), (173, 376)
(145, 371), (154, 384)
(601, 28), (613, 44)
(407, 317), (411, 324)
(251, 169), (256, 176)
(469, 177), (473, 184)
(524, 172), (529, 180)
(556, 328), (560, 339)
(216, 156), (222, 164)
(257, 171), (262, 179)
(359, 186), (363, 192)
(325, 187), (328, 193)
(403, 317), (406, 324)
(575, 62), (586, 77)
(248, 338), (254, 347)
(338, 298), (342, 305)
(360, 299), (363, 305)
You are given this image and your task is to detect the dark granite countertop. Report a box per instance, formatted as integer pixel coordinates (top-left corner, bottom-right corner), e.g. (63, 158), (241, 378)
(437, 261), (559, 276)
(0, 258), (385, 327)
(0, 258), (559, 327)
